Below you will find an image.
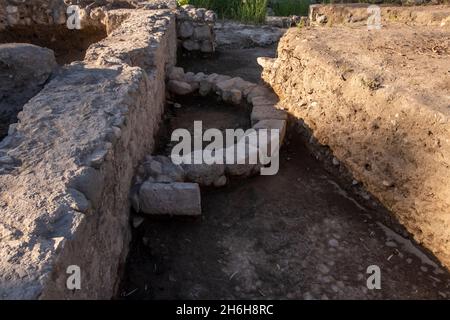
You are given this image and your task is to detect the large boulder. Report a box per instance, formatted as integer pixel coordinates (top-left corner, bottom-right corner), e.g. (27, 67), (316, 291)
(0, 43), (57, 138)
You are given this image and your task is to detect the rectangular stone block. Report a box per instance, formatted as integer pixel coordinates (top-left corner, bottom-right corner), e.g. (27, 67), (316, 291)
(253, 119), (287, 145)
(251, 104), (287, 125)
(139, 182), (202, 216)
(251, 95), (278, 106)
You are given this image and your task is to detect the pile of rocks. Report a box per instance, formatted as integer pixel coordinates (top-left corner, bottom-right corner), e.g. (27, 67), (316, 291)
(166, 66), (288, 126)
(130, 154), (227, 216)
(0, 0), (217, 51)
(0, 1), (178, 31)
(176, 4), (217, 53)
(65, 0), (178, 10)
(131, 68), (289, 217)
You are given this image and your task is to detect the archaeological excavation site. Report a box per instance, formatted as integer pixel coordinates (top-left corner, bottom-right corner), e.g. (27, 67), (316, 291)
(0, 0), (449, 302)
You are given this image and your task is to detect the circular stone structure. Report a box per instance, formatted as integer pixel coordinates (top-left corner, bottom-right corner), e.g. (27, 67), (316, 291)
(130, 67), (288, 216)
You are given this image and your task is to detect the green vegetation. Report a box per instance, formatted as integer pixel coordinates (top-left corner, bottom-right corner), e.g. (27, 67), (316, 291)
(177, 0), (311, 22)
(177, 0), (449, 24)
(177, 0), (268, 24)
(271, 0), (310, 17)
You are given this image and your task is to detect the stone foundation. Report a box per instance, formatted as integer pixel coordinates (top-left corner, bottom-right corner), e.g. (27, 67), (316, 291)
(0, 8), (176, 299)
(176, 4), (217, 53)
(129, 69), (288, 217)
(0, 0), (178, 31)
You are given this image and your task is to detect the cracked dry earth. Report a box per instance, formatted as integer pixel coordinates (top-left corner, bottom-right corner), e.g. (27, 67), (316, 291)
(119, 44), (450, 300)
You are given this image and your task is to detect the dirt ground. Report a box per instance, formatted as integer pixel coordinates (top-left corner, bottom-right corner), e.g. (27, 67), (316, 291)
(120, 134), (450, 300)
(178, 46), (276, 84)
(155, 94), (251, 156)
(119, 36), (450, 299)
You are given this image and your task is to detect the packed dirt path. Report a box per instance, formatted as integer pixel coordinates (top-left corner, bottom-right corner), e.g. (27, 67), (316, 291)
(119, 43), (450, 300)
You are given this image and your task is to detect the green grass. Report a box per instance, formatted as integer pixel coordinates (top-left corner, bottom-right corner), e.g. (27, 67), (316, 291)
(235, 0), (268, 24)
(178, 0), (447, 23)
(271, 0), (310, 16)
(178, 0), (268, 24)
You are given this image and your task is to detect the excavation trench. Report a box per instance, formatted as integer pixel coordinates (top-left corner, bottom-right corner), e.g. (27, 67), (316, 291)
(0, 25), (107, 141)
(0, 25), (107, 65)
(1, 3), (449, 300)
(119, 46), (450, 299)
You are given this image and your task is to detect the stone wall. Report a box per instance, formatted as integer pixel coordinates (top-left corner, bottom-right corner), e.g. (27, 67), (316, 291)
(0, 8), (176, 299)
(309, 3), (450, 27)
(262, 26), (450, 270)
(0, 1), (216, 54)
(0, 0), (67, 30)
(0, 0), (178, 31)
(176, 4), (217, 53)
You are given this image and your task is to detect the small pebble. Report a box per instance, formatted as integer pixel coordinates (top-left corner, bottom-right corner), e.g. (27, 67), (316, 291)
(328, 239), (339, 247)
(332, 157), (340, 166)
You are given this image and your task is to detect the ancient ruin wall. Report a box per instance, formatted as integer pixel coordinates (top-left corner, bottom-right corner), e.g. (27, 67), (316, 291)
(0, 0), (67, 30)
(309, 3), (450, 27)
(262, 26), (450, 269)
(0, 9), (176, 299)
(176, 5), (217, 53)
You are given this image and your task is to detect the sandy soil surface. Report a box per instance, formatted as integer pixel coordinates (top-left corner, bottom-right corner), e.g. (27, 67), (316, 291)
(119, 36), (450, 299)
